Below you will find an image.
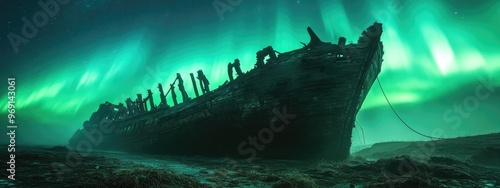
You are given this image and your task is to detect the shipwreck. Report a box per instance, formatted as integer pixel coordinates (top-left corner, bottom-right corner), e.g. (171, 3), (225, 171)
(69, 22), (384, 160)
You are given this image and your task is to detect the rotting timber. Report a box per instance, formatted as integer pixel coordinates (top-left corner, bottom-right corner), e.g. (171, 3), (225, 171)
(68, 23), (384, 160)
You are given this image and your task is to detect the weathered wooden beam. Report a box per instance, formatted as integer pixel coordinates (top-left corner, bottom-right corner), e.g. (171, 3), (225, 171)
(305, 27), (328, 49)
(158, 83), (168, 107)
(147, 89), (155, 110)
(190, 73), (200, 97)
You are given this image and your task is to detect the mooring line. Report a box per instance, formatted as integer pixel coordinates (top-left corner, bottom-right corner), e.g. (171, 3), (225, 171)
(355, 121), (366, 145)
(377, 77), (447, 140)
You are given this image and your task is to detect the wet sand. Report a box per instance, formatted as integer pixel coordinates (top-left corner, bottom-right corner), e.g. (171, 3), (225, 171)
(1, 133), (499, 187)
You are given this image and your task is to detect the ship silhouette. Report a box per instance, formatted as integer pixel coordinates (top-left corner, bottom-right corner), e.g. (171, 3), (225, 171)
(69, 22), (384, 161)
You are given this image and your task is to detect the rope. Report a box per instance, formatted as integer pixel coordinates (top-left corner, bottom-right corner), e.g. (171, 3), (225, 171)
(376, 77), (447, 140)
(355, 121), (366, 145)
(354, 121), (364, 145)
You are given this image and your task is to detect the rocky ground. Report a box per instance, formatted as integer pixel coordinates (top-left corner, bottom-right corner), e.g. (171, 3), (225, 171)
(1, 133), (499, 187)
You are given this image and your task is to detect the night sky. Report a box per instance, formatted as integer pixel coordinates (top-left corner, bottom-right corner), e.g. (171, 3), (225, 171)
(1, 0), (499, 147)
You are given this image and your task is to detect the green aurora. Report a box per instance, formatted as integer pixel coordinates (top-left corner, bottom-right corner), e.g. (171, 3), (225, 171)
(1, 0), (499, 147)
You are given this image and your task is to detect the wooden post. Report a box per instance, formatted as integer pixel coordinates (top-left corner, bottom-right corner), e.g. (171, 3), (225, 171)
(233, 59), (243, 76)
(190, 73), (199, 97)
(338, 37), (346, 45)
(170, 84), (178, 106)
(158, 83), (167, 107)
(227, 62), (234, 81)
(176, 73), (189, 102)
(126, 98), (134, 115)
(147, 89), (155, 110)
(136, 94), (144, 112)
(197, 70), (209, 94)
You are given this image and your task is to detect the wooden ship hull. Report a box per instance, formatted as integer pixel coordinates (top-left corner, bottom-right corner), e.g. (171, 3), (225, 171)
(69, 23), (384, 160)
